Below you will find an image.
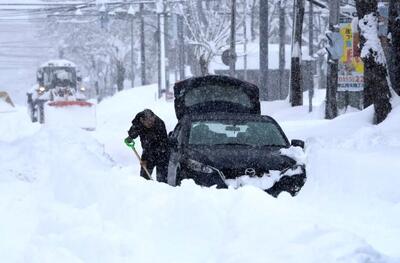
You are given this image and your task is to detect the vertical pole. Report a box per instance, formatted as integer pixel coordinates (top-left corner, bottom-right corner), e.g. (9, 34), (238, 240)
(164, 9), (169, 92)
(160, 9), (166, 98)
(157, 13), (161, 97)
(278, 0), (285, 100)
(131, 17), (135, 89)
(259, 0), (269, 101)
(243, 0), (248, 81)
(325, 0), (339, 119)
(140, 3), (147, 85)
(290, 0), (304, 106)
(251, 0), (256, 41)
(177, 14), (185, 80)
(229, 0), (236, 77)
(308, 2), (314, 112)
(308, 2), (314, 55)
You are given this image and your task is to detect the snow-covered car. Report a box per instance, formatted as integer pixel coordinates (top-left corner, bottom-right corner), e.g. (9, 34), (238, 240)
(167, 75), (306, 197)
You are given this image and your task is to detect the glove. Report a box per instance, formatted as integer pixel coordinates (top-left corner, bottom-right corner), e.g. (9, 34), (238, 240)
(124, 136), (135, 148)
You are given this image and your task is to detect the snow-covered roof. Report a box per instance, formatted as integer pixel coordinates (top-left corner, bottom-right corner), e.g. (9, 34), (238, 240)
(40, 59), (77, 68)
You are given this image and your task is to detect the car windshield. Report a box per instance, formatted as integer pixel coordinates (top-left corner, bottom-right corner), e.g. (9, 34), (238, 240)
(184, 84), (252, 108)
(189, 120), (287, 147)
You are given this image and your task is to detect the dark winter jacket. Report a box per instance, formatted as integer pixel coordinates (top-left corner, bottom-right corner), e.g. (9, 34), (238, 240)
(128, 111), (169, 162)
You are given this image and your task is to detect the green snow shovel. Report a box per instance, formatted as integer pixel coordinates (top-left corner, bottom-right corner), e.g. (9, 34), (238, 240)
(124, 138), (152, 180)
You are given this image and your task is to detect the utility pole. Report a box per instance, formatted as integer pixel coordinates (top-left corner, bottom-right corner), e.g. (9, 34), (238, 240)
(160, 10), (166, 97)
(129, 5), (135, 89)
(157, 13), (161, 96)
(308, 2), (314, 56)
(243, 0), (248, 81)
(140, 3), (147, 85)
(290, 0), (304, 106)
(164, 7), (170, 92)
(229, 0), (236, 77)
(130, 18), (135, 88)
(278, 0), (285, 100)
(259, 0), (269, 101)
(325, 0), (339, 119)
(308, 2), (314, 112)
(156, 0), (166, 98)
(177, 13), (185, 80)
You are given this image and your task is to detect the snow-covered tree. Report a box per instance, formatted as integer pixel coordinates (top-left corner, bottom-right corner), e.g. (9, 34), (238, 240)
(388, 0), (400, 96)
(356, 0), (392, 124)
(39, 3), (160, 97)
(177, 0), (234, 75)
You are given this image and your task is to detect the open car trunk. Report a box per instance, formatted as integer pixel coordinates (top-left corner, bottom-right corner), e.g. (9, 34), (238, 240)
(173, 75), (260, 120)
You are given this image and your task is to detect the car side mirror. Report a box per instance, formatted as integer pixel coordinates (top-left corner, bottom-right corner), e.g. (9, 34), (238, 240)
(168, 137), (178, 149)
(291, 139), (305, 149)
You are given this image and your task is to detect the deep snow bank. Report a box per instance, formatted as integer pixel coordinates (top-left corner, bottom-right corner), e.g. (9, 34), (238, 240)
(0, 106), (40, 142)
(0, 99), (15, 113)
(95, 85), (400, 260)
(1, 85), (400, 262)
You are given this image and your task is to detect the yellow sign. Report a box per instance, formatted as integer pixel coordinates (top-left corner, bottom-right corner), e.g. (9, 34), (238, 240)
(338, 22), (364, 91)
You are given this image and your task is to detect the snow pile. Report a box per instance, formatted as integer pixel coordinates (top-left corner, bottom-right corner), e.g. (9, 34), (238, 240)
(225, 170), (281, 190)
(0, 98), (15, 113)
(226, 147), (306, 190)
(0, 106), (40, 142)
(280, 146), (306, 164)
(1, 84), (400, 262)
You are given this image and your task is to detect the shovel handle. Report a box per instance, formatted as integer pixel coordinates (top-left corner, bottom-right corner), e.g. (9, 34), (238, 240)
(131, 147), (153, 180)
(125, 138), (152, 180)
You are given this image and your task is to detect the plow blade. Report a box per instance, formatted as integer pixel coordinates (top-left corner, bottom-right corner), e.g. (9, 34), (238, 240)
(45, 101), (96, 131)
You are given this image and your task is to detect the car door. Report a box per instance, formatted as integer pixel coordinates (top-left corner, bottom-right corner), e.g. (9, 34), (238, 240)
(167, 122), (184, 186)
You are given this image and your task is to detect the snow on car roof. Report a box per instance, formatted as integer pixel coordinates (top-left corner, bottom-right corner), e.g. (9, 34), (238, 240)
(40, 59), (76, 68)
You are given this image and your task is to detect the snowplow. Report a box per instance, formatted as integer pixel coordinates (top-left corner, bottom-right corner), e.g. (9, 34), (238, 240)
(27, 60), (96, 130)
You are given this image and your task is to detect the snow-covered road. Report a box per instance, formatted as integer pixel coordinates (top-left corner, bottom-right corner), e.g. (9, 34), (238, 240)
(1, 85), (399, 263)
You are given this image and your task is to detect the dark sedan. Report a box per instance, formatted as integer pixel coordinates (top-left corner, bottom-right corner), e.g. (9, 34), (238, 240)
(167, 113), (306, 197)
(168, 75), (306, 197)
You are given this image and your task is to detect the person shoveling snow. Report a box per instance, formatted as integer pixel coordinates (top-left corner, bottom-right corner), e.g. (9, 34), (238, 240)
(125, 109), (169, 182)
